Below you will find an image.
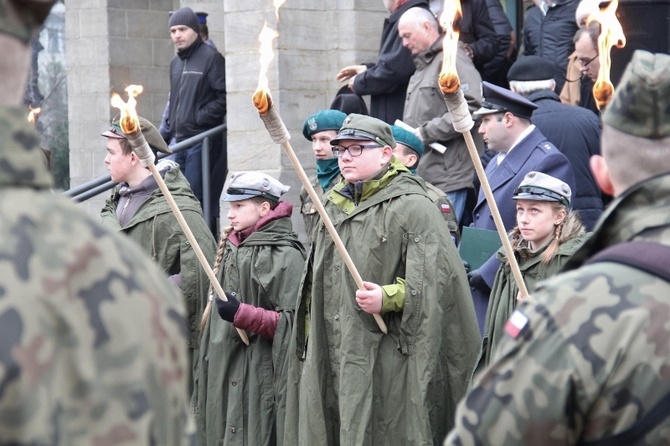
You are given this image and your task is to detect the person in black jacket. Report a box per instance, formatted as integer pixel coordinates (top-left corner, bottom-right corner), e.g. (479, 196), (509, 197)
(336, 0), (432, 124)
(523, 0), (580, 94)
(165, 7), (227, 231)
(508, 55), (604, 230)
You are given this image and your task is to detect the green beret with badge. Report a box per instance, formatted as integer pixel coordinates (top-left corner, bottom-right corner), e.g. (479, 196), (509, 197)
(302, 109), (347, 141)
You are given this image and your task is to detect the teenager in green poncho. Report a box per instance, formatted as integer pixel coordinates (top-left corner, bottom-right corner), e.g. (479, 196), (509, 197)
(474, 171), (588, 377)
(193, 171), (305, 445)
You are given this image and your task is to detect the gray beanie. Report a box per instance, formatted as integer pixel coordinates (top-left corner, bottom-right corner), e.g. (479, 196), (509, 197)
(168, 7), (200, 32)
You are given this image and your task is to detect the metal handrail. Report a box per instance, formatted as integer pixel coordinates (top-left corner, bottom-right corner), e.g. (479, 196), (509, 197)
(64, 124), (226, 223)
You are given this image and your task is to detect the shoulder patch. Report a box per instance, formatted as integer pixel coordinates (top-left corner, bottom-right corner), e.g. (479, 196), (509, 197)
(505, 309), (529, 338)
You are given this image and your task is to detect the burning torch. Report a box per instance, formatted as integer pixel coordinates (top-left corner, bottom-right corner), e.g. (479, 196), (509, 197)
(588, 0), (626, 110)
(438, 0), (530, 300)
(111, 85), (250, 345)
(251, 23), (388, 334)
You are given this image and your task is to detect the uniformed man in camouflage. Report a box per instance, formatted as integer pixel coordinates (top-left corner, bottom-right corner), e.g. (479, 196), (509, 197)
(0, 1), (190, 444)
(445, 50), (670, 445)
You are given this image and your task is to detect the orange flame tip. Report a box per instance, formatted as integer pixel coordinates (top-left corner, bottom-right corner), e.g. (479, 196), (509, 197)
(110, 84), (144, 134)
(253, 89), (271, 114)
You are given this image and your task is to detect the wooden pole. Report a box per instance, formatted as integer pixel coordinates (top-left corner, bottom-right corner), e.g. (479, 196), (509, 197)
(254, 93), (388, 334)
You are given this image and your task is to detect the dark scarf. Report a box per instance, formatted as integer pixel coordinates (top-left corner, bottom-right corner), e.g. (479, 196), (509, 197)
(316, 158), (340, 191)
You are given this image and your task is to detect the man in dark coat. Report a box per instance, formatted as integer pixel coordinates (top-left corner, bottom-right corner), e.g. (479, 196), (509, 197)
(336, 0), (431, 124)
(468, 82), (575, 334)
(508, 55), (604, 230)
(523, 0), (580, 94)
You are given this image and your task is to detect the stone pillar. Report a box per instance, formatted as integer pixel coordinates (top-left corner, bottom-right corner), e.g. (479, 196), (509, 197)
(66, 0), (174, 215)
(220, 0), (386, 242)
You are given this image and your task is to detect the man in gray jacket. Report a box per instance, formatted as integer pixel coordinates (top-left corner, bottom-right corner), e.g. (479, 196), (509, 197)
(399, 7), (485, 223)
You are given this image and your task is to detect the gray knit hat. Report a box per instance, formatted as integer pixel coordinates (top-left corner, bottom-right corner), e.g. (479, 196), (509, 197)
(168, 7), (200, 32)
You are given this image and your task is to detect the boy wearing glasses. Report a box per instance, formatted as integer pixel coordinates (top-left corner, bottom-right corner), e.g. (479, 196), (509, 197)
(284, 114), (479, 444)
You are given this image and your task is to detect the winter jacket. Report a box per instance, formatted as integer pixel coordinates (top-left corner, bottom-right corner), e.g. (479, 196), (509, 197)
(523, 0), (580, 94)
(458, 0), (499, 72)
(404, 39), (485, 193)
(286, 158), (480, 445)
(167, 37), (227, 142)
(193, 210), (305, 446)
(100, 163), (217, 350)
(528, 89), (603, 230)
(352, 0), (430, 124)
(474, 228), (588, 376)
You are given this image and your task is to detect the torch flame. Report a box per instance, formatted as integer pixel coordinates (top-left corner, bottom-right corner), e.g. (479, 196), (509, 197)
(273, 0), (286, 21)
(110, 84), (144, 134)
(27, 106), (41, 125)
(587, 0), (626, 110)
(253, 22), (279, 114)
(439, 0), (463, 93)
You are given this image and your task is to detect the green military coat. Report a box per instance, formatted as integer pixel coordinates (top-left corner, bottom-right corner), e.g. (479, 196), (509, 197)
(286, 159), (480, 445)
(474, 232), (588, 376)
(100, 165), (217, 350)
(193, 214), (305, 446)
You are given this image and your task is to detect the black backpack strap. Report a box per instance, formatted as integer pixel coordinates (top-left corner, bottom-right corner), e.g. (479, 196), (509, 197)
(585, 241), (670, 282)
(579, 241), (670, 446)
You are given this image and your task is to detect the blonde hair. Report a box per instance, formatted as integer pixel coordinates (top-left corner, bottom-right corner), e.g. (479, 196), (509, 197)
(510, 203), (585, 265)
(200, 225), (234, 331)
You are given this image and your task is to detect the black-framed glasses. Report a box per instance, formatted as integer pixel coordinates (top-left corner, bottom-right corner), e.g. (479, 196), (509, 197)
(332, 144), (382, 158)
(578, 54), (599, 67)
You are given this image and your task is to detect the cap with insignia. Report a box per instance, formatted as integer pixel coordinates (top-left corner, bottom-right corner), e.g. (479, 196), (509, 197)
(513, 171), (572, 207)
(302, 109), (347, 141)
(101, 116), (171, 154)
(330, 113), (396, 148)
(474, 81), (539, 120)
(602, 50), (670, 139)
(223, 171), (290, 202)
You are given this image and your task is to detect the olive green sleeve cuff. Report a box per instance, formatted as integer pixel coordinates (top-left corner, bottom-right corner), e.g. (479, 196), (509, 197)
(381, 278), (406, 313)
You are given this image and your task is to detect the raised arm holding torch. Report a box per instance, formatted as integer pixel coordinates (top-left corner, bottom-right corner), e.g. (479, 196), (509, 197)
(111, 85), (250, 346)
(251, 23), (387, 334)
(438, 0), (530, 300)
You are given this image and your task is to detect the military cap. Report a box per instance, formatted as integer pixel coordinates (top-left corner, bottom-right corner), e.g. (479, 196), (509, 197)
(168, 6), (199, 32)
(223, 171), (290, 202)
(602, 50), (670, 139)
(0, 0), (56, 44)
(302, 109), (347, 141)
(196, 11), (209, 24)
(513, 171), (572, 207)
(330, 113), (396, 148)
(391, 125), (424, 158)
(101, 116), (171, 154)
(474, 81), (538, 120)
(507, 56), (555, 82)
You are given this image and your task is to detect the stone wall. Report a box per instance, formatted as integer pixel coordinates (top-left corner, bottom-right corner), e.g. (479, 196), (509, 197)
(66, 0), (387, 241)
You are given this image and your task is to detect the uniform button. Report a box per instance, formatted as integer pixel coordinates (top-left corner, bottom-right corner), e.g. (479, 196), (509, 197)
(234, 337), (240, 343)
(231, 381), (237, 386)
(230, 427), (237, 434)
(334, 314), (339, 320)
(411, 290), (418, 296)
(414, 237), (420, 242)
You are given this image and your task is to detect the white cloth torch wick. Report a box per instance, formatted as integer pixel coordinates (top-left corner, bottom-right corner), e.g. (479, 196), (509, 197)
(259, 102), (290, 145)
(126, 130), (156, 167)
(444, 88), (474, 134)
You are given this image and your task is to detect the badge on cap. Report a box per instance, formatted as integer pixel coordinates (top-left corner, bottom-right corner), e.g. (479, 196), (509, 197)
(308, 117), (317, 132)
(505, 310), (529, 338)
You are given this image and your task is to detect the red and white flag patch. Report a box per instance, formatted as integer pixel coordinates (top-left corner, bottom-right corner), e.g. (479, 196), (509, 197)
(505, 310), (529, 339)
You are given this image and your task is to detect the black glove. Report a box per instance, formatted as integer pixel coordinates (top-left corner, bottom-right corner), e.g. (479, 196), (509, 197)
(467, 269), (491, 295)
(462, 260), (471, 275)
(215, 291), (241, 323)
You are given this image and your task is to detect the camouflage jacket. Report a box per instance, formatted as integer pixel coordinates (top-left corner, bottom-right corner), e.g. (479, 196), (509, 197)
(445, 172), (670, 445)
(0, 106), (190, 444)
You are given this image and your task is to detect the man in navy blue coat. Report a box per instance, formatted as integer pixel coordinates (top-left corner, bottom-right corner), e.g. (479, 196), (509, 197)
(508, 55), (604, 231)
(468, 82), (576, 334)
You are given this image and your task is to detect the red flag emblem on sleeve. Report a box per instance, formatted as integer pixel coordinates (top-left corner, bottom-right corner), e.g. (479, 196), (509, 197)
(505, 310), (529, 339)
